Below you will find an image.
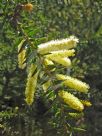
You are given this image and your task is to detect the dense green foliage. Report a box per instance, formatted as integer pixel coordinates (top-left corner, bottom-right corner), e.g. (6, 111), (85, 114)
(0, 0), (102, 136)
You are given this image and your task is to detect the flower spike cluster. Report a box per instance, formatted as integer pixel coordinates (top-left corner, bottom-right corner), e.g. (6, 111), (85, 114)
(38, 36), (78, 67)
(37, 36), (90, 112)
(18, 36), (91, 112)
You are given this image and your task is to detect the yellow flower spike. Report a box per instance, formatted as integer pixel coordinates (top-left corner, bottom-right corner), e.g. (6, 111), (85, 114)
(18, 49), (26, 69)
(23, 3), (33, 11)
(25, 65), (39, 105)
(28, 64), (37, 78)
(39, 71), (45, 79)
(49, 57), (71, 67)
(42, 80), (51, 92)
(38, 36), (79, 54)
(18, 39), (26, 52)
(18, 39), (26, 69)
(56, 74), (90, 93)
(46, 49), (75, 59)
(58, 90), (84, 111)
(56, 57), (71, 67)
(43, 58), (54, 66)
(56, 74), (68, 80)
(80, 100), (92, 107)
(68, 112), (84, 118)
(43, 58), (55, 71)
(25, 77), (35, 105)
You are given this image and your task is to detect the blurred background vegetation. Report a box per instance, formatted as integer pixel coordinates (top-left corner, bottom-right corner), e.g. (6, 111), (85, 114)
(0, 0), (102, 136)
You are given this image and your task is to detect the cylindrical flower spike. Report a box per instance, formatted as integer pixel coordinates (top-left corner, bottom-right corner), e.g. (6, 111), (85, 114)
(38, 36), (79, 54)
(18, 49), (26, 69)
(58, 90), (84, 111)
(28, 64), (37, 78)
(55, 57), (71, 67)
(43, 58), (54, 66)
(56, 74), (68, 80)
(18, 39), (26, 52)
(56, 74), (89, 93)
(18, 39), (26, 69)
(42, 80), (51, 92)
(68, 112), (84, 118)
(25, 64), (39, 105)
(25, 77), (36, 105)
(25, 72), (39, 105)
(49, 57), (71, 67)
(80, 100), (92, 107)
(43, 58), (55, 71)
(45, 49), (75, 59)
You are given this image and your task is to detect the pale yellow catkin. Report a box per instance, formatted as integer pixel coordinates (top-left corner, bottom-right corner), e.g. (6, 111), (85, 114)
(25, 77), (36, 105)
(18, 39), (26, 69)
(48, 57), (71, 67)
(45, 49), (75, 59)
(42, 80), (51, 92)
(68, 112), (84, 118)
(28, 64), (37, 78)
(58, 90), (84, 111)
(18, 39), (26, 52)
(80, 100), (92, 107)
(38, 36), (79, 54)
(18, 49), (26, 69)
(43, 58), (54, 66)
(56, 74), (89, 93)
(25, 64), (39, 105)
